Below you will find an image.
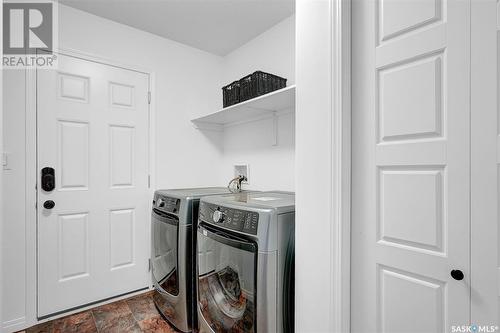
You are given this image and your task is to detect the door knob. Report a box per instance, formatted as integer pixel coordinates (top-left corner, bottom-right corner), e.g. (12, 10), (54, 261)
(450, 269), (464, 281)
(43, 200), (55, 209)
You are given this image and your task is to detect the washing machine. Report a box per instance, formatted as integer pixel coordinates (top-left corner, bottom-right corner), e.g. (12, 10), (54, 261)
(196, 191), (295, 333)
(151, 187), (231, 332)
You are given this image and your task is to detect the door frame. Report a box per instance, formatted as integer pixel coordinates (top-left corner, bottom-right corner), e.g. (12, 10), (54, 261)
(470, 0), (498, 325)
(295, 0), (351, 331)
(331, 0), (351, 331)
(23, 48), (156, 328)
(0, 1), (4, 329)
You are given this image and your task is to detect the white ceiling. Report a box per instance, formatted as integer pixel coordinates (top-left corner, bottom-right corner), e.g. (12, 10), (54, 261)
(59, 0), (295, 56)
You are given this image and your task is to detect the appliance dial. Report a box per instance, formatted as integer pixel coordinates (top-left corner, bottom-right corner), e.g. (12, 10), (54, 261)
(156, 198), (165, 208)
(213, 210), (224, 223)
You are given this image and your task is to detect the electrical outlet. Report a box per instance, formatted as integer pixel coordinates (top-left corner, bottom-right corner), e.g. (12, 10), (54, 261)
(234, 164), (249, 184)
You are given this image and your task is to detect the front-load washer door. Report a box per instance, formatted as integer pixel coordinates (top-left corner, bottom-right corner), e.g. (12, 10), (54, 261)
(197, 223), (257, 333)
(152, 208), (179, 296)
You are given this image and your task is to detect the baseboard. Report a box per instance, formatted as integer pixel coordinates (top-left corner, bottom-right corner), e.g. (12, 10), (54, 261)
(2, 316), (27, 333)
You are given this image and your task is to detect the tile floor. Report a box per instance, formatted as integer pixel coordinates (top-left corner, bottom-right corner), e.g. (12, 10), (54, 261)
(18, 291), (176, 333)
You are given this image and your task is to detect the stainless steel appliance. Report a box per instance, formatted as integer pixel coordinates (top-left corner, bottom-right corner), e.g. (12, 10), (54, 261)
(197, 191), (295, 333)
(151, 188), (231, 332)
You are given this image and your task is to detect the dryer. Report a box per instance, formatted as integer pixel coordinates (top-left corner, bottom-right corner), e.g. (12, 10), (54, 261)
(151, 187), (231, 332)
(196, 191), (295, 333)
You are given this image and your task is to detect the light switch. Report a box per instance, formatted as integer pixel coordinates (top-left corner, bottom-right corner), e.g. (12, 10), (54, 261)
(2, 152), (10, 170)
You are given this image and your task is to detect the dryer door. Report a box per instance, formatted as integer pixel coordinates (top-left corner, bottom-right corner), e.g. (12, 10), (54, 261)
(197, 223), (257, 333)
(152, 208), (179, 296)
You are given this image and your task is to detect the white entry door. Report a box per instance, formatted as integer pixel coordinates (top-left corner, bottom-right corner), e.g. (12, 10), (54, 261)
(37, 53), (150, 317)
(351, 0), (470, 332)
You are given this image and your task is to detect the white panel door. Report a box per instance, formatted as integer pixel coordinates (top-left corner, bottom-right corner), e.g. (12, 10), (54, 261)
(37, 54), (150, 317)
(351, 0), (470, 332)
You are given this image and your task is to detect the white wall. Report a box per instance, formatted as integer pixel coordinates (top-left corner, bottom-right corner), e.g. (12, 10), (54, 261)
(2, 70), (27, 330)
(221, 15), (295, 86)
(221, 112), (295, 191)
(220, 16), (295, 191)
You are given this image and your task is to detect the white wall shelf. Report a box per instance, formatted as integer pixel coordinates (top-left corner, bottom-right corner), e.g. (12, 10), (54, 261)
(191, 85), (296, 131)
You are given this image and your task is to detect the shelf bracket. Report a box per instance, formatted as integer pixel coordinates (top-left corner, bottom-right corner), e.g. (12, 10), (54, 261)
(272, 111), (278, 146)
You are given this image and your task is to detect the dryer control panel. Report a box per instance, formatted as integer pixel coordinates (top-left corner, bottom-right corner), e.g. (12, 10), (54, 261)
(199, 202), (259, 235)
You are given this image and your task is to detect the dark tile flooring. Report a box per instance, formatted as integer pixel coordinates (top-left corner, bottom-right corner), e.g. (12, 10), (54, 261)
(19, 291), (176, 333)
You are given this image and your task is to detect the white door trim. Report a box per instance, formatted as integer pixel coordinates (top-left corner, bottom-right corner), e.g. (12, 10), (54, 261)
(295, 0), (350, 331)
(22, 48), (156, 330)
(332, 0), (351, 332)
(470, 0), (498, 325)
(0, 1), (4, 328)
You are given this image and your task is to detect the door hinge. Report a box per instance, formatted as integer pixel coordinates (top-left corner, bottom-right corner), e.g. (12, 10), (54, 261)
(148, 91), (151, 104)
(148, 258), (152, 272)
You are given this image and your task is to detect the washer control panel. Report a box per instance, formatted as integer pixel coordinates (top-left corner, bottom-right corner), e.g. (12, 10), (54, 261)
(153, 196), (180, 214)
(200, 202), (259, 235)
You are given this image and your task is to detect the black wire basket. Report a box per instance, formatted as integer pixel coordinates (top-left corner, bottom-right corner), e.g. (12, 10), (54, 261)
(222, 80), (240, 108)
(239, 71), (287, 103)
(222, 71), (287, 108)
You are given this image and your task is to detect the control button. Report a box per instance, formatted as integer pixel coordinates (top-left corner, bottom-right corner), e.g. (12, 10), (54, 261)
(157, 198), (165, 208)
(213, 210), (224, 223)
